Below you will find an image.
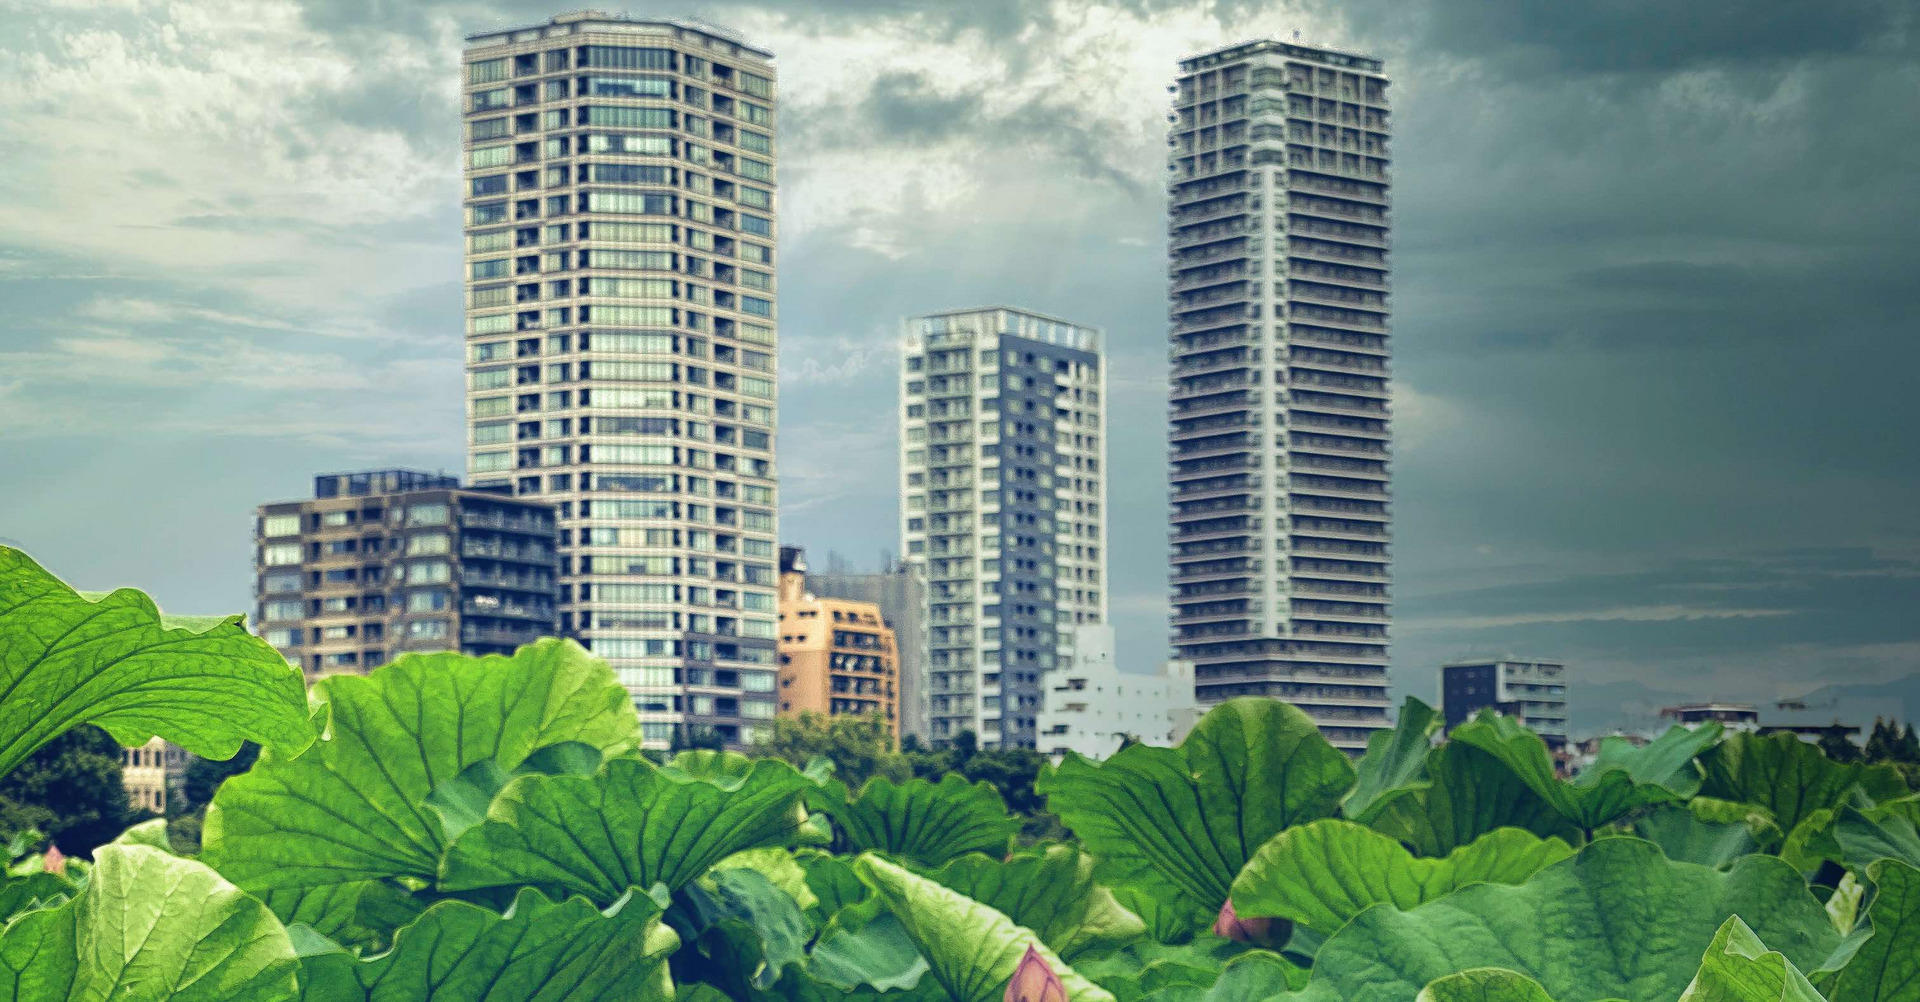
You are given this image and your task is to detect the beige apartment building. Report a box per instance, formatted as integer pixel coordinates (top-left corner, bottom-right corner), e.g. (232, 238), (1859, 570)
(462, 12), (781, 749)
(776, 547), (900, 740)
(253, 469), (558, 678)
(1167, 40), (1394, 751)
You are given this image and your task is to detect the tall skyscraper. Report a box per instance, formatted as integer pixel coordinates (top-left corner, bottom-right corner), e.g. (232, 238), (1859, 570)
(1167, 41), (1393, 751)
(463, 14), (782, 748)
(899, 307), (1109, 750)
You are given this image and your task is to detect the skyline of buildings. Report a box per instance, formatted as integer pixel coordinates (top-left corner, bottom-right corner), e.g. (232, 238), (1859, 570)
(899, 306), (1111, 750)
(1441, 658), (1571, 748)
(462, 13), (784, 748)
(1166, 39), (1395, 752)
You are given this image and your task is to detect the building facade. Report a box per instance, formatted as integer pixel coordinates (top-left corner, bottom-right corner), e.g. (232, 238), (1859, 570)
(462, 13), (782, 748)
(253, 470), (558, 677)
(807, 559), (931, 745)
(121, 737), (185, 814)
(1442, 659), (1570, 747)
(899, 307), (1109, 750)
(1038, 625), (1198, 760)
(1167, 40), (1393, 752)
(776, 548), (900, 739)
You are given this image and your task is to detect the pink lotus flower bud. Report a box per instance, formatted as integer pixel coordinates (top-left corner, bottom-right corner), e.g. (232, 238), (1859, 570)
(43, 844), (65, 876)
(1213, 898), (1272, 943)
(1006, 944), (1066, 1002)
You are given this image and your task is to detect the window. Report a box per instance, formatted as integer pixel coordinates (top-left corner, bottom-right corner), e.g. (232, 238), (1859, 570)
(737, 130), (771, 154)
(468, 58), (508, 84)
(586, 220), (674, 244)
(589, 360), (676, 381)
(740, 295), (772, 316)
(585, 276), (675, 299)
(405, 560), (450, 584)
(737, 71), (772, 98)
(469, 117), (509, 140)
(740, 376), (773, 398)
(736, 186), (771, 209)
(593, 582), (675, 603)
(588, 305), (675, 326)
(263, 572), (300, 593)
(590, 444), (675, 465)
(470, 174), (508, 196)
(408, 590), (449, 612)
(739, 242), (771, 264)
(470, 366), (511, 389)
(470, 258), (509, 279)
(585, 75), (672, 97)
(583, 105), (675, 128)
(469, 144), (511, 168)
(739, 213), (771, 235)
(261, 599), (303, 621)
(406, 503), (449, 526)
(262, 514), (301, 537)
(472, 450), (511, 472)
(263, 543), (302, 566)
(469, 201), (507, 225)
(407, 619), (449, 639)
(581, 46), (674, 70)
(584, 132), (674, 156)
(405, 534), (450, 555)
(265, 629), (300, 648)
(583, 249), (674, 271)
(470, 88), (509, 111)
(736, 158), (772, 181)
(585, 191), (673, 215)
(591, 163), (672, 185)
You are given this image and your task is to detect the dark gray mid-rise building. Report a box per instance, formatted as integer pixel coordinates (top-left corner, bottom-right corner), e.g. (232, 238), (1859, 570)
(1441, 659), (1569, 748)
(806, 558), (931, 746)
(254, 469), (558, 678)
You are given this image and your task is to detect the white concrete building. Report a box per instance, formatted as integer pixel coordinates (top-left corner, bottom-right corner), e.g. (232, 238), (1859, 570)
(462, 14), (783, 748)
(1167, 40), (1394, 752)
(899, 307), (1110, 750)
(1040, 625), (1197, 760)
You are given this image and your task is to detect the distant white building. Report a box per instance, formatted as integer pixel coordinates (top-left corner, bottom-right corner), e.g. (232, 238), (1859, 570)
(1039, 625), (1197, 760)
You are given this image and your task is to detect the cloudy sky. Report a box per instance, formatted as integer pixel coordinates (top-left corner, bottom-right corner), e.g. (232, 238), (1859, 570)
(2, 0), (1916, 726)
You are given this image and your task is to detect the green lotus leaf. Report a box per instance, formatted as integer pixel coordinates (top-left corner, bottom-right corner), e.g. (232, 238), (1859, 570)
(0, 844), (297, 1002)
(294, 886), (677, 1002)
(798, 849), (869, 925)
(1136, 951), (1306, 1002)
(1344, 697), (1441, 824)
(0, 546), (312, 779)
(1698, 731), (1908, 836)
(1679, 916), (1825, 1002)
(202, 639), (640, 892)
(808, 772), (1022, 868)
(1366, 738), (1580, 857)
(1418, 969), (1559, 1002)
(1824, 859), (1920, 1002)
(1449, 714), (1715, 830)
(1078, 935), (1273, 1002)
(1292, 838), (1840, 1002)
(856, 853), (1117, 1002)
(679, 866), (813, 993)
(1828, 804), (1920, 872)
(1634, 801), (1771, 869)
(1231, 821), (1573, 936)
(1039, 698), (1355, 938)
(438, 756), (811, 904)
(0, 870), (73, 924)
(934, 844), (1147, 960)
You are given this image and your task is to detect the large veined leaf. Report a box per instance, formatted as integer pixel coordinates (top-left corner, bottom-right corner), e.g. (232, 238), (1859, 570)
(1698, 731), (1908, 835)
(1344, 697), (1441, 824)
(1633, 800), (1774, 869)
(0, 871), (75, 924)
(0, 844), (298, 1002)
(1039, 698), (1355, 938)
(1448, 714), (1713, 830)
(1076, 935), (1264, 1002)
(808, 773), (1022, 868)
(1134, 951), (1305, 1002)
(677, 866), (814, 995)
(1366, 739), (1581, 857)
(201, 639), (639, 892)
(1230, 821), (1573, 936)
(1827, 804), (1920, 872)
(1292, 837), (1842, 1002)
(856, 854), (1117, 1002)
(1679, 916), (1825, 1002)
(294, 886), (678, 1002)
(438, 756), (812, 904)
(934, 844), (1147, 960)
(1417, 969), (1558, 1002)
(0, 547), (312, 778)
(1824, 859), (1920, 1002)
(806, 897), (933, 994)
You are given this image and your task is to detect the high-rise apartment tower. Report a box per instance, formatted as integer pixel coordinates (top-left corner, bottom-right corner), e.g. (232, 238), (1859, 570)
(463, 13), (782, 748)
(1167, 41), (1392, 751)
(900, 307), (1109, 750)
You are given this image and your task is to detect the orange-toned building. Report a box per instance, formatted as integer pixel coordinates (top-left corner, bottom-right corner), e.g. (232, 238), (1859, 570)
(778, 547), (899, 740)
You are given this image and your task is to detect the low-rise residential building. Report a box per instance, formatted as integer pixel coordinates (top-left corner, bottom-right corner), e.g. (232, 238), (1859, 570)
(121, 737), (185, 814)
(777, 547), (900, 739)
(1442, 659), (1570, 748)
(1660, 702), (1762, 732)
(806, 557), (930, 745)
(1039, 625), (1197, 760)
(253, 469), (559, 678)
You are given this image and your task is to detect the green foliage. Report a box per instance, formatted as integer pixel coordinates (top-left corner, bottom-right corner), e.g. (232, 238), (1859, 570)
(808, 772), (1022, 867)
(1230, 821), (1573, 936)
(15, 557), (1920, 1002)
(0, 547), (313, 780)
(1040, 698), (1355, 940)
(0, 725), (150, 857)
(0, 844), (298, 1002)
